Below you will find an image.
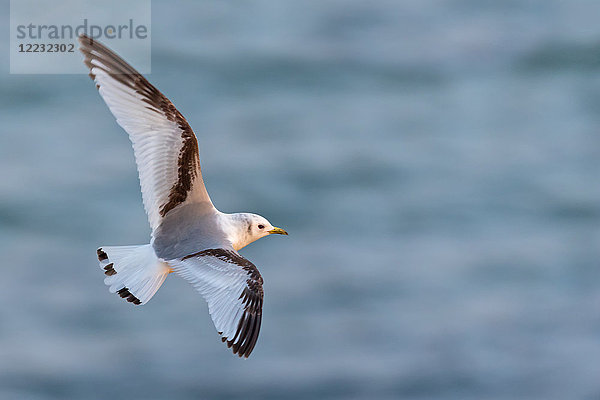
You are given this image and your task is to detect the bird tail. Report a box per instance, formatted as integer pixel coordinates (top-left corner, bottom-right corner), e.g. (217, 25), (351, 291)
(96, 244), (170, 305)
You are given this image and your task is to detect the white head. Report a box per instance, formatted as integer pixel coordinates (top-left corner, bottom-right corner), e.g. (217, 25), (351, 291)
(223, 212), (288, 251)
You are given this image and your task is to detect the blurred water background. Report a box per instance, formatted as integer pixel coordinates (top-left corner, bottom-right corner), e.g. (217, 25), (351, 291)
(1, 0), (600, 399)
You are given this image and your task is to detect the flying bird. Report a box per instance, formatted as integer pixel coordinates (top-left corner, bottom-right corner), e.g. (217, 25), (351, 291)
(79, 34), (288, 358)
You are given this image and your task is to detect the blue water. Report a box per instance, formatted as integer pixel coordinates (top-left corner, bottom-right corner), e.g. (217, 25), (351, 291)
(1, 0), (600, 399)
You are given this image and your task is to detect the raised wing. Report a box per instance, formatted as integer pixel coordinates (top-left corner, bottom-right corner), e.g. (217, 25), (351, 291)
(170, 249), (264, 358)
(78, 34), (214, 232)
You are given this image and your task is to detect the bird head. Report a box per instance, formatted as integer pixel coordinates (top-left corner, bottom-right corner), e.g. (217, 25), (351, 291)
(227, 213), (288, 250)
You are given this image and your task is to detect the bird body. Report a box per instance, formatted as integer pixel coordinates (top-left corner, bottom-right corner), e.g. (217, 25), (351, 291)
(79, 34), (287, 358)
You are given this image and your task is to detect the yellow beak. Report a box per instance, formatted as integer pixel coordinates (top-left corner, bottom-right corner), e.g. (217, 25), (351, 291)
(268, 227), (288, 235)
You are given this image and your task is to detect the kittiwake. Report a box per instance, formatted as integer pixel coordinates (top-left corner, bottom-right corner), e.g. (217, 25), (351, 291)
(78, 34), (288, 358)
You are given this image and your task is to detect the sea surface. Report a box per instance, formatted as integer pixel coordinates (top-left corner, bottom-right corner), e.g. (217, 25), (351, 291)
(1, 1), (600, 399)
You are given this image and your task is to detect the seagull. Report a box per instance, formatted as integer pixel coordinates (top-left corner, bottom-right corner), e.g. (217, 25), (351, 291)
(78, 34), (288, 358)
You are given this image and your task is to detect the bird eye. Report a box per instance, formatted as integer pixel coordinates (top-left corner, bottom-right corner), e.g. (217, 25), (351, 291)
(258, 224), (265, 229)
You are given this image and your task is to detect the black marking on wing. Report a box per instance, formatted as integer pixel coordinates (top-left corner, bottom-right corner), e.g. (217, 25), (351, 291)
(79, 34), (200, 218)
(183, 248), (264, 358)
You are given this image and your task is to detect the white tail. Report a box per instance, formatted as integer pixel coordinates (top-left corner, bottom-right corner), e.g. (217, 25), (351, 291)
(96, 244), (170, 305)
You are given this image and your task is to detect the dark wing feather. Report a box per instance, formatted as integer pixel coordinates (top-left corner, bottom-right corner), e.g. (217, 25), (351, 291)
(173, 249), (264, 358)
(79, 34), (214, 231)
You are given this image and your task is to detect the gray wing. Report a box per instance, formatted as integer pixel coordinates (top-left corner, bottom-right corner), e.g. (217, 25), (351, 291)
(151, 203), (227, 260)
(169, 249), (264, 358)
(79, 34), (215, 232)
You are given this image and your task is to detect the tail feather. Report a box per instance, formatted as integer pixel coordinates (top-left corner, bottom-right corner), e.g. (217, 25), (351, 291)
(97, 244), (169, 305)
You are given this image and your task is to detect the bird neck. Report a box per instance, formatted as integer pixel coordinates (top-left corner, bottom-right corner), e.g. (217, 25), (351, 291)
(219, 212), (255, 251)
